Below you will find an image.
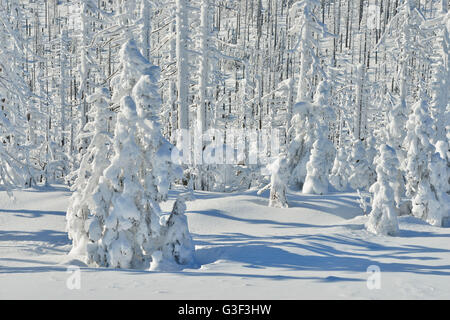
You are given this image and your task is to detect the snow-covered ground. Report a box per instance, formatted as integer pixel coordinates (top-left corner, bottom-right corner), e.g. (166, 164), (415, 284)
(0, 185), (449, 299)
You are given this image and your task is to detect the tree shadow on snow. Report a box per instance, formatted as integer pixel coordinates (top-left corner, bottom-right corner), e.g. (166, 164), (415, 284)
(0, 209), (66, 218)
(188, 209), (345, 229)
(0, 229), (69, 245)
(252, 190), (363, 220)
(191, 231), (450, 281)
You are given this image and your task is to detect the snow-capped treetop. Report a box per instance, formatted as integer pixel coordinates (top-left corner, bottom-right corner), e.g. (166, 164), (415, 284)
(111, 39), (160, 104)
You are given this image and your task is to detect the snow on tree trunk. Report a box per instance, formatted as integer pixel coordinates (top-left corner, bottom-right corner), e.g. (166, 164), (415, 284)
(366, 144), (400, 236)
(176, 0), (190, 130)
(139, 0), (152, 61)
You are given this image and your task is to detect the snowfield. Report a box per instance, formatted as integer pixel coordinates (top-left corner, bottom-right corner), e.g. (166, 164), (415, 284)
(0, 185), (449, 299)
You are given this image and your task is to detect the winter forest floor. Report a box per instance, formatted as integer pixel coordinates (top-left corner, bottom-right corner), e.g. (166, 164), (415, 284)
(0, 185), (449, 299)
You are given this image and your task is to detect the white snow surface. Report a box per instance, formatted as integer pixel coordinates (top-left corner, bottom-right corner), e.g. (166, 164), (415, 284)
(0, 185), (449, 299)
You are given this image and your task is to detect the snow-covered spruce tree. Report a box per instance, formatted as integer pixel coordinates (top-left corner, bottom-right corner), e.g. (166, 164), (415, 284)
(386, 84), (409, 165)
(365, 135), (378, 189)
(366, 145), (400, 236)
(286, 0), (330, 190)
(423, 0), (449, 144)
(380, 0), (431, 164)
(84, 39), (187, 269)
(151, 197), (195, 271)
(86, 96), (160, 268)
(289, 0), (328, 103)
(0, 2), (31, 196)
(303, 138), (330, 195)
(66, 87), (113, 256)
(286, 101), (315, 189)
(404, 90), (450, 227)
(329, 147), (350, 191)
(429, 151), (450, 212)
(435, 140), (450, 194)
(0, 99), (26, 198)
(302, 81), (335, 195)
(258, 154), (289, 208)
(74, 0), (105, 169)
(348, 138), (372, 191)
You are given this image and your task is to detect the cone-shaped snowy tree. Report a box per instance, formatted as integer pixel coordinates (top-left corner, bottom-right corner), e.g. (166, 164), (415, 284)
(404, 90), (450, 226)
(366, 145), (400, 236)
(303, 139), (330, 195)
(329, 147), (350, 191)
(287, 101), (316, 189)
(66, 87), (113, 256)
(348, 139), (372, 191)
(303, 81), (335, 195)
(86, 96), (154, 268)
(82, 39), (186, 269)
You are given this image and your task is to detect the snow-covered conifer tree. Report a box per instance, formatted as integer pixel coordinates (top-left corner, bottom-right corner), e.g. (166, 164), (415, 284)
(348, 138), (372, 191)
(365, 136), (378, 188)
(286, 0), (330, 189)
(258, 154), (289, 208)
(435, 140), (450, 193)
(302, 81), (335, 195)
(404, 91), (450, 226)
(329, 147), (350, 191)
(151, 197), (195, 270)
(0, 2), (30, 196)
(423, 0), (449, 144)
(286, 101), (315, 189)
(66, 87), (113, 256)
(381, 0), (431, 165)
(366, 144), (400, 236)
(86, 95), (160, 268)
(81, 39), (185, 269)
